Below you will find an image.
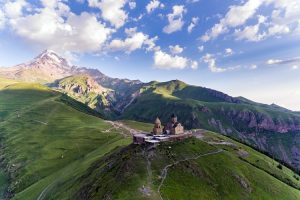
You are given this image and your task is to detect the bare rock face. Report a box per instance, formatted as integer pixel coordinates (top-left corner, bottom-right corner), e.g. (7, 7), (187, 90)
(223, 109), (300, 133)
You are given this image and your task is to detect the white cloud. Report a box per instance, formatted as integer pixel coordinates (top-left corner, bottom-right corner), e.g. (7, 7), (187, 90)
(169, 45), (183, 55)
(163, 5), (186, 34)
(187, 17), (199, 33)
(154, 50), (197, 70)
(250, 64), (257, 69)
(198, 45), (204, 52)
(4, 0), (27, 18)
(41, 0), (58, 8)
(200, 0), (300, 42)
(267, 59), (283, 65)
(129, 1), (136, 9)
(268, 24), (290, 36)
(292, 65), (299, 70)
(225, 48), (234, 56)
(107, 27), (159, 53)
(6, 1), (114, 55)
(0, 9), (6, 30)
(187, 0), (200, 3)
(88, 0), (128, 28)
(191, 60), (198, 69)
(201, 0), (263, 41)
(266, 57), (300, 65)
(132, 14), (144, 22)
(202, 53), (238, 72)
(146, 0), (164, 13)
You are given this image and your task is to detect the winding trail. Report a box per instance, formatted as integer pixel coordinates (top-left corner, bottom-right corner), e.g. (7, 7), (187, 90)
(36, 181), (55, 200)
(105, 121), (140, 135)
(32, 120), (48, 125)
(157, 149), (224, 200)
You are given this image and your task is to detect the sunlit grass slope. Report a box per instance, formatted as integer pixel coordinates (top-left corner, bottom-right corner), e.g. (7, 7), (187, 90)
(0, 80), (131, 199)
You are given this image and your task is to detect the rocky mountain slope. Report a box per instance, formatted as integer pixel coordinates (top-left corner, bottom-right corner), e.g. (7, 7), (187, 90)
(1, 79), (300, 199)
(1, 50), (300, 172)
(50, 75), (116, 117)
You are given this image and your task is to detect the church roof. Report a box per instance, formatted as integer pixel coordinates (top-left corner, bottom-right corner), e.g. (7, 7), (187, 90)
(171, 113), (177, 118)
(155, 117), (161, 124)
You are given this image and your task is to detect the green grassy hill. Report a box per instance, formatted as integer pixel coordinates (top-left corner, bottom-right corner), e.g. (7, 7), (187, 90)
(44, 130), (300, 200)
(1, 78), (300, 200)
(0, 78), (131, 199)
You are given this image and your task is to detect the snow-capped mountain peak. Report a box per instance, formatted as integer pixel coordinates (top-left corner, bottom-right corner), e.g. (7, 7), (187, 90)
(34, 49), (70, 68)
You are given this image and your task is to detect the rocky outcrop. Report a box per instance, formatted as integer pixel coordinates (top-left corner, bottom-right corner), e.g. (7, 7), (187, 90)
(223, 109), (300, 133)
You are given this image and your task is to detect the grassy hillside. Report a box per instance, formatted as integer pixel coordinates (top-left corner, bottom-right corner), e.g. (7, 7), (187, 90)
(121, 80), (300, 172)
(0, 80), (131, 199)
(46, 129), (300, 200)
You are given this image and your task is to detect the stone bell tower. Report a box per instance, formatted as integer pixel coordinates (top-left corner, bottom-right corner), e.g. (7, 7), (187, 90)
(153, 117), (163, 135)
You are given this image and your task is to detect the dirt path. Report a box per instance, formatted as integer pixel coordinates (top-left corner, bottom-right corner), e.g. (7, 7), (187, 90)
(32, 120), (48, 125)
(157, 149), (223, 200)
(105, 121), (140, 135)
(36, 182), (54, 200)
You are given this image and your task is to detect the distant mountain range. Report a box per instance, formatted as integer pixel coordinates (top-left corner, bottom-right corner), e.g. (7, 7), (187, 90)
(1, 50), (300, 172)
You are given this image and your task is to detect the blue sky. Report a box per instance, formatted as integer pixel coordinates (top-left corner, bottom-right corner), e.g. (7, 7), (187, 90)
(0, 0), (300, 110)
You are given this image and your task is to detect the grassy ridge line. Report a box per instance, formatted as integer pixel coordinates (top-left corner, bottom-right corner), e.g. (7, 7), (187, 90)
(199, 130), (300, 190)
(156, 138), (300, 200)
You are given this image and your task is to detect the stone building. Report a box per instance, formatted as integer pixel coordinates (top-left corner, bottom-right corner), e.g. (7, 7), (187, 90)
(163, 114), (184, 135)
(152, 117), (163, 135)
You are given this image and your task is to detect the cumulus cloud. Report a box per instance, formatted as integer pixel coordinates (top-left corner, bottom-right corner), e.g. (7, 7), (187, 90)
(268, 24), (290, 36)
(202, 54), (239, 72)
(201, 0), (263, 41)
(154, 50), (197, 70)
(187, 17), (199, 33)
(107, 27), (159, 53)
(201, 0), (300, 42)
(146, 0), (164, 13)
(88, 0), (128, 28)
(163, 5), (186, 34)
(234, 15), (266, 41)
(169, 45), (183, 55)
(3, 1), (114, 56)
(4, 0), (27, 18)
